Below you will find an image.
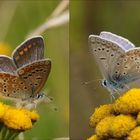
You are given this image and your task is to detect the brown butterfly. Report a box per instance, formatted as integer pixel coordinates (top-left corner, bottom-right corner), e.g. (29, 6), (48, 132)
(0, 36), (51, 106)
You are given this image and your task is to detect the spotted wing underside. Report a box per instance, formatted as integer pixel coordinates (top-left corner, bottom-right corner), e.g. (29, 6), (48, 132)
(17, 59), (51, 96)
(112, 48), (140, 89)
(0, 73), (31, 100)
(89, 35), (125, 80)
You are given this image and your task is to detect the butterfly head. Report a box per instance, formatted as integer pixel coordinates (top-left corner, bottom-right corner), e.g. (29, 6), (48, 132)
(102, 79), (126, 95)
(102, 79), (108, 87)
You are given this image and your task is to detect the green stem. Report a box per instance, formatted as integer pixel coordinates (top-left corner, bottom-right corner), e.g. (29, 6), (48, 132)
(0, 123), (4, 132)
(1, 126), (8, 140)
(5, 129), (19, 140)
(9, 132), (19, 140)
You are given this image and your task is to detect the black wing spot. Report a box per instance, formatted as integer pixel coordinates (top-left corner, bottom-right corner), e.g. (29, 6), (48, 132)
(123, 72), (127, 75)
(100, 58), (106, 60)
(24, 86), (27, 90)
(23, 77), (27, 79)
(36, 77), (42, 80)
(3, 79), (7, 82)
(28, 73), (32, 77)
(3, 89), (7, 92)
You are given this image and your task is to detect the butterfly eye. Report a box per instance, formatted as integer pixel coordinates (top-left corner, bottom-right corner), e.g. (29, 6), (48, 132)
(102, 80), (107, 87)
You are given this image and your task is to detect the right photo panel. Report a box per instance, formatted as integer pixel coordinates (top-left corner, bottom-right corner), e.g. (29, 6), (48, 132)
(70, 1), (140, 140)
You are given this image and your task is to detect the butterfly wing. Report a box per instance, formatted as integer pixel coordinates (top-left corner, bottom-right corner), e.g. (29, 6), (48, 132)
(0, 56), (17, 74)
(112, 48), (140, 89)
(89, 35), (125, 80)
(17, 59), (51, 96)
(0, 73), (32, 100)
(12, 36), (44, 68)
(100, 32), (135, 50)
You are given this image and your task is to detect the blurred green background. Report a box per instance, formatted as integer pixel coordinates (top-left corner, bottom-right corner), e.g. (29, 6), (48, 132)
(70, 0), (140, 139)
(0, 0), (68, 139)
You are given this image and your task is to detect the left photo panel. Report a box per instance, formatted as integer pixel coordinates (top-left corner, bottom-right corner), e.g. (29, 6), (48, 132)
(0, 0), (69, 140)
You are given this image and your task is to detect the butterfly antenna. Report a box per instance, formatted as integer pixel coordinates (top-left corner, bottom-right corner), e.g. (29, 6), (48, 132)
(43, 95), (58, 112)
(110, 93), (115, 102)
(31, 85), (35, 97)
(124, 84), (130, 90)
(82, 79), (102, 85)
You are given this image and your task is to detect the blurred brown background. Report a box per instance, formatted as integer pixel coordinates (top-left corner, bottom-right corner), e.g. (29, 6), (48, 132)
(70, 0), (140, 139)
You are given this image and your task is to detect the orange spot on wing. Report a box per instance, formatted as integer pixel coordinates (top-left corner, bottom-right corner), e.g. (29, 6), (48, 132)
(15, 56), (20, 60)
(24, 47), (28, 52)
(19, 51), (24, 55)
(28, 44), (32, 48)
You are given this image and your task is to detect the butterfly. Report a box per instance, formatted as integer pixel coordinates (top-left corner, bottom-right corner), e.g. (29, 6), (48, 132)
(89, 31), (140, 99)
(0, 36), (51, 106)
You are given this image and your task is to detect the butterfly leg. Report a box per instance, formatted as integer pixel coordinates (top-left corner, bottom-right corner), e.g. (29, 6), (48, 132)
(110, 93), (116, 102)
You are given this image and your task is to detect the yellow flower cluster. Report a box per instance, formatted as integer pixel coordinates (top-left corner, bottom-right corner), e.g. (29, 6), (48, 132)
(88, 88), (140, 140)
(0, 102), (39, 131)
(0, 42), (11, 56)
(87, 135), (100, 140)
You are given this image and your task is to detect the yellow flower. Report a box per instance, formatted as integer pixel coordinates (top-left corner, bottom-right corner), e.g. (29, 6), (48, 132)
(29, 110), (39, 122)
(96, 115), (115, 138)
(3, 108), (32, 131)
(110, 115), (136, 138)
(136, 112), (140, 125)
(0, 42), (11, 56)
(0, 103), (7, 119)
(87, 135), (101, 140)
(114, 88), (140, 114)
(127, 126), (140, 140)
(90, 104), (113, 127)
(18, 108), (39, 122)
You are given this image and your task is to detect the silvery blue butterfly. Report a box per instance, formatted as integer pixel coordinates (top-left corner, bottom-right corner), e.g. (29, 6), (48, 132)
(0, 36), (51, 105)
(89, 32), (140, 99)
